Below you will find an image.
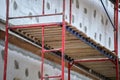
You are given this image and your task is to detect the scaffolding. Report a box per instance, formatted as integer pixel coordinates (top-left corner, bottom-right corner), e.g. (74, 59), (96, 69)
(3, 0), (66, 80)
(3, 0), (119, 80)
(67, 0), (119, 80)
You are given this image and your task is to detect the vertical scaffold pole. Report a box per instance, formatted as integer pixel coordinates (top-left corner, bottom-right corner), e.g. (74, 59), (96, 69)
(68, 63), (71, 80)
(41, 26), (45, 80)
(61, 0), (65, 80)
(68, 1), (72, 79)
(41, 0), (45, 80)
(114, 0), (119, 80)
(3, 0), (9, 80)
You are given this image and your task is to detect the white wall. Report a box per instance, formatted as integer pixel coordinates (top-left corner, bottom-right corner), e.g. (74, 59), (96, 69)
(69, 0), (115, 49)
(0, 40), (91, 80)
(0, 0), (119, 57)
(0, 0), (119, 79)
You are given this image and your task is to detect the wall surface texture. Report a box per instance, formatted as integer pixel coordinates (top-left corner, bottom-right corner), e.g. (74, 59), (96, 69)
(0, 0), (120, 79)
(0, 40), (91, 80)
(0, 0), (119, 57)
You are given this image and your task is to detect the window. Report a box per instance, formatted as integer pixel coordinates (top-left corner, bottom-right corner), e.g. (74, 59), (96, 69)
(99, 34), (102, 41)
(72, 15), (74, 23)
(47, 2), (50, 10)
(13, 77), (20, 80)
(84, 26), (87, 33)
(1, 49), (4, 60)
(35, 17), (39, 23)
(76, 0), (79, 9)
(55, 9), (57, 13)
(105, 19), (108, 26)
(38, 71), (41, 79)
(79, 23), (82, 28)
(13, 1), (18, 10)
(45, 74), (49, 80)
(28, 12), (32, 19)
(14, 60), (19, 69)
(65, 15), (67, 19)
(93, 10), (96, 18)
(25, 68), (29, 77)
(101, 15), (104, 25)
(84, 8), (87, 14)
(94, 33), (97, 39)
(108, 37), (111, 47)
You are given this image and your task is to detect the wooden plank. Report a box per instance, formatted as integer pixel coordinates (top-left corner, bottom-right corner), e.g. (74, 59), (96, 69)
(68, 55), (105, 60)
(0, 30), (99, 80)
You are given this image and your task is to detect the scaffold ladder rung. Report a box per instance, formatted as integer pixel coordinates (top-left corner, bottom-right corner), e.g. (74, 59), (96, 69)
(43, 75), (61, 79)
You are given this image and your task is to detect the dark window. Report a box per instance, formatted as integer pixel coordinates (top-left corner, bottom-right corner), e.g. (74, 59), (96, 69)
(38, 71), (41, 79)
(25, 68), (29, 77)
(65, 15), (67, 19)
(47, 2), (50, 10)
(93, 10), (96, 18)
(1, 49), (4, 60)
(14, 60), (19, 69)
(79, 23), (82, 28)
(45, 74), (49, 80)
(84, 26), (87, 33)
(13, 77), (20, 80)
(108, 37), (111, 47)
(94, 33), (97, 39)
(72, 15), (74, 23)
(99, 34), (102, 41)
(105, 19), (108, 25)
(84, 8), (87, 14)
(76, 0), (79, 9)
(101, 15), (104, 25)
(55, 9), (57, 13)
(35, 17), (39, 23)
(28, 12), (32, 19)
(13, 1), (18, 10)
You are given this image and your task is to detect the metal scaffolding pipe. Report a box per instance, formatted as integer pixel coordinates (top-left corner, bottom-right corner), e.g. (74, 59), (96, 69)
(114, 0), (119, 80)
(41, 26), (45, 80)
(9, 22), (61, 29)
(3, 0), (118, 80)
(100, 0), (115, 30)
(68, 62), (71, 80)
(9, 13), (63, 19)
(3, 0), (9, 80)
(61, 0), (66, 80)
